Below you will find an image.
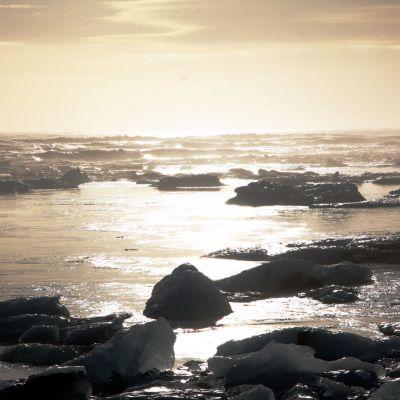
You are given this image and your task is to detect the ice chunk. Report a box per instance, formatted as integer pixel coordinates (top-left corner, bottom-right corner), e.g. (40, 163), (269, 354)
(370, 380), (400, 399)
(0, 296), (69, 318)
(61, 320), (123, 345)
(281, 383), (318, 400)
(66, 318), (175, 387)
(208, 341), (383, 387)
(19, 325), (60, 344)
(215, 258), (372, 299)
(233, 385), (275, 400)
(0, 343), (79, 365)
(216, 327), (400, 362)
(0, 366), (91, 400)
(0, 314), (69, 343)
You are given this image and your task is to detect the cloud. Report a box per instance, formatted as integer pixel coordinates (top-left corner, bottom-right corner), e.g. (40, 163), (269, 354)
(0, 3), (44, 9)
(0, 0), (175, 43)
(164, 0), (400, 46)
(0, 0), (399, 49)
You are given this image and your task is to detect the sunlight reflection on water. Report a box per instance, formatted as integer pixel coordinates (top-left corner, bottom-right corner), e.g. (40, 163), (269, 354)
(0, 180), (400, 363)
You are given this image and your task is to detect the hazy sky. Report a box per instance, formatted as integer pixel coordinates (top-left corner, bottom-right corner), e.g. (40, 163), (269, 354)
(0, 0), (399, 136)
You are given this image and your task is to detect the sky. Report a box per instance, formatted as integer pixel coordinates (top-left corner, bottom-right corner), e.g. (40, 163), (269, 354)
(0, 0), (399, 136)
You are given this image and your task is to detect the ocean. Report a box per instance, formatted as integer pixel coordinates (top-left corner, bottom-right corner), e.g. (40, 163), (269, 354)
(1, 130), (400, 379)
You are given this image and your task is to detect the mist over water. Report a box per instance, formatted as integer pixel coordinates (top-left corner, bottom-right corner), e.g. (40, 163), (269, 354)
(1, 130), (400, 377)
(1, 130), (400, 177)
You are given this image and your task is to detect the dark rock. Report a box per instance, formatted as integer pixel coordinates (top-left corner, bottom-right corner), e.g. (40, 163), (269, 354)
(301, 285), (360, 304)
(60, 167), (91, 186)
(206, 247), (269, 261)
(97, 366), (222, 397)
(140, 171), (165, 180)
(281, 383), (319, 400)
(306, 376), (367, 400)
(134, 170), (166, 184)
(0, 180), (30, 195)
(358, 172), (400, 184)
(311, 199), (400, 208)
(121, 368), (176, 389)
(0, 314), (69, 343)
(273, 247), (355, 265)
(369, 380), (400, 399)
(231, 384), (276, 399)
(182, 360), (204, 372)
(256, 169), (358, 184)
(209, 341), (380, 392)
(0, 343), (80, 365)
(373, 176), (400, 185)
(60, 320), (124, 345)
(68, 312), (131, 326)
(320, 369), (380, 390)
(282, 234), (400, 265)
(135, 179), (156, 185)
(0, 296), (70, 319)
(0, 366), (91, 400)
(224, 291), (267, 303)
(144, 263), (232, 328)
(386, 188), (400, 198)
(215, 327), (400, 362)
(94, 363), (225, 398)
(153, 174), (223, 191)
(19, 325), (60, 344)
(227, 168), (258, 179)
(24, 178), (78, 190)
(227, 181), (365, 206)
(229, 374), (366, 399)
(215, 259), (372, 300)
(225, 384), (275, 400)
(224, 364), (304, 391)
(381, 358), (400, 379)
(209, 234), (400, 265)
(378, 323), (400, 337)
(206, 246), (356, 264)
(100, 386), (225, 399)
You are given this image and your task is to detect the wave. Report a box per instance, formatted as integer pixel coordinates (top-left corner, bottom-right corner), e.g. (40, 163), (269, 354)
(37, 149), (142, 162)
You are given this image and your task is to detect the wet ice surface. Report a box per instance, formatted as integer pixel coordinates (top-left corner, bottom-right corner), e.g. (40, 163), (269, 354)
(1, 180), (400, 371)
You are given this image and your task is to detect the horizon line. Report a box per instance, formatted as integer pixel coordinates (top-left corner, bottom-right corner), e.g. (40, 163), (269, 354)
(0, 127), (399, 140)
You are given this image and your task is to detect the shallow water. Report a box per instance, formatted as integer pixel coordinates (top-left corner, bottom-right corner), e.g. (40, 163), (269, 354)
(1, 179), (400, 368)
(1, 132), (400, 379)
